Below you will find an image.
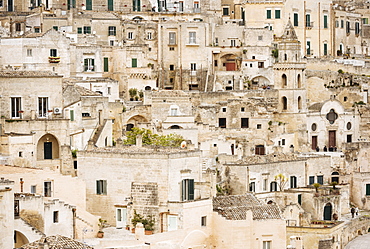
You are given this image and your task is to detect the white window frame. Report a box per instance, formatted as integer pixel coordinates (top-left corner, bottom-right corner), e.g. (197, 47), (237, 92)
(27, 49), (32, 57)
(190, 63), (196, 71)
(38, 97), (49, 118)
(128, 32), (134, 40)
(169, 32), (176, 45)
(263, 241), (271, 249)
(11, 97), (22, 118)
(84, 58), (95, 72)
(189, 32), (196, 44)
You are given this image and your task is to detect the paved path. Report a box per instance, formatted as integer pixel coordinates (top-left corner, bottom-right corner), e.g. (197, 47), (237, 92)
(345, 233), (370, 249)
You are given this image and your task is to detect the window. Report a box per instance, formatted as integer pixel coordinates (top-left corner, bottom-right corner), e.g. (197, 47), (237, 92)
(27, 49), (32, 57)
(83, 26), (91, 34)
(257, 124), (262, 129)
(266, 9), (271, 19)
(290, 176), (297, 188)
(169, 32), (176, 45)
(305, 14), (311, 27)
(44, 181), (52, 197)
(249, 182), (255, 192)
(132, 58), (137, 68)
(50, 49), (57, 57)
(53, 26), (58, 31)
(128, 32), (134, 39)
(363, 18), (369, 24)
(169, 65), (174, 71)
(341, 20), (344, 28)
(31, 185), (36, 194)
(108, 87), (111, 95)
(82, 113), (91, 117)
(133, 0), (141, 11)
(189, 32), (196, 44)
(282, 139), (285, 145)
(366, 184), (370, 195)
(241, 118), (249, 128)
(263, 241), (271, 249)
(355, 22), (360, 35)
(86, 0), (92, 10)
(84, 58), (95, 71)
(346, 21), (350, 34)
(324, 43), (328, 56)
(179, 1), (184, 12)
(255, 145), (265, 155)
(324, 15), (328, 28)
(77, 27), (82, 34)
(282, 96), (287, 110)
(214, 60), (218, 67)
(306, 41), (311, 55)
(317, 175), (324, 185)
(19, 151), (23, 157)
(336, 20), (339, 28)
(241, 107), (245, 112)
(15, 23), (21, 31)
(181, 179), (194, 201)
(53, 211), (59, 223)
(231, 39), (236, 47)
(34, 27), (40, 33)
(309, 176), (315, 185)
(104, 57), (109, 72)
(258, 35), (263, 41)
(108, 0), (113, 11)
(275, 9), (281, 19)
(191, 63), (196, 71)
(311, 123), (317, 131)
(219, 118), (226, 128)
(222, 107), (226, 112)
(108, 26), (116, 36)
(193, 1), (199, 9)
(258, 62), (264, 68)
(344, 96), (348, 102)
(263, 179), (268, 191)
(169, 47), (175, 51)
(294, 13), (299, 26)
(223, 7), (229, 16)
(70, 110), (74, 121)
(11, 97), (21, 118)
(270, 182), (277, 192)
(147, 32), (152, 40)
(201, 216), (207, 226)
(38, 97), (48, 117)
(298, 194), (302, 205)
(347, 134), (352, 143)
(96, 180), (107, 195)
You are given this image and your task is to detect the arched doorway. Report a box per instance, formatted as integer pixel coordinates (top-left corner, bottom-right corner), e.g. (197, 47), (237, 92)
(323, 203), (332, 220)
(331, 172), (339, 183)
(37, 134), (59, 160)
(14, 230), (29, 248)
(126, 115), (149, 131)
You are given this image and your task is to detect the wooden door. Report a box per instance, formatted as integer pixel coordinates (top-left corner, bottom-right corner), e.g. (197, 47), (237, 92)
(312, 136), (317, 150)
(329, 131), (336, 148)
(226, 63), (236, 71)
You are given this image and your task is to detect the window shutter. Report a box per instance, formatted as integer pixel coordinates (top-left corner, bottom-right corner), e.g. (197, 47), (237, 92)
(366, 184), (370, 195)
(103, 180), (107, 195)
(181, 180), (186, 201)
(96, 180), (101, 194)
(70, 110), (74, 121)
(188, 179), (194, 200)
(104, 57), (109, 72)
(294, 13), (298, 26)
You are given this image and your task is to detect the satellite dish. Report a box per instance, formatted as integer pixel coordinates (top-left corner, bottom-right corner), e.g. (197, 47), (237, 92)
(181, 141), (187, 148)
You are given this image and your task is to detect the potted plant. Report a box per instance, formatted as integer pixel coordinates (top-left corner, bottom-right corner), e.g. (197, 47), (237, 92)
(131, 210), (155, 234)
(313, 183), (321, 196)
(129, 88), (138, 101)
(97, 218), (107, 238)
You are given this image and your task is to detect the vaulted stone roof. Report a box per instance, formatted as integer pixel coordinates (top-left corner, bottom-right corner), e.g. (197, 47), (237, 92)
(0, 70), (59, 77)
(213, 194), (283, 220)
(21, 235), (94, 249)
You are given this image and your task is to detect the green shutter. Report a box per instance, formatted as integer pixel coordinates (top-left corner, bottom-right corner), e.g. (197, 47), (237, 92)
(103, 180), (107, 195)
(181, 180), (185, 201)
(188, 179), (194, 200)
(306, 14), (310, 27)
(275, 10), (280, 19)
(294, 13), (298, 26)
(266, 9), (271, 19)
(324, 15), (328, 28)
(70, 110), (74, 121)
(108, 0), (113, 11)
(298, 194), (302, 205)
(86, 0), (92, 10)
(366, 184), (370, 195)
(104, 57), (109, 72)
(324, 43), (328, 55)
(77, 27), (82, 34)
(132, 58), (137, 68)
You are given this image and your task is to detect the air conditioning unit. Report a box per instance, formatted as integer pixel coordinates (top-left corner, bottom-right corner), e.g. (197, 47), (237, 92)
(53, 107), (62, 114)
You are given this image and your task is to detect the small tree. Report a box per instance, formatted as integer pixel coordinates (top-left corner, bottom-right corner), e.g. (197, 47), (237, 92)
(129, 88), (138, 99)
(330, 181), (338, 189)
(98, 218), (107, 232)
(274, 173), (288, 191)
(313, 183), (321, 193)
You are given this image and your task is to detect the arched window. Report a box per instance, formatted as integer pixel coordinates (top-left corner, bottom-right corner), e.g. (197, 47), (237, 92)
(282, 74), (287, 87)
(298, 96), (302, 110)
(282, 96), (288, 110)
(126, 123), (134, 131)
(297, 74), (301, 88)
(284, 53), (287, 61)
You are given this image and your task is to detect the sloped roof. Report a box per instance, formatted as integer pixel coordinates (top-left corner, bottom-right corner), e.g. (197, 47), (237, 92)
(21, 235), (93, 249)
(63, 82), (102, 96)
(281, 19), (298, 41)
(213, 194), (283, 220)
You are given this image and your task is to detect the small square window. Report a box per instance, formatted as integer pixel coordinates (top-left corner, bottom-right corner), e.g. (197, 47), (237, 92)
(241, 107), (245, 112)
(222, 107), (226, 112)
(257, 124), (262, 129)
(77, 27), (82, 34)
(31, 185), (36, 194)
(169, 65), (174, 71)
(252, 56), (256, 59)
(201, 216), (207, 226)
(34, 27), (40, 33)
(258, 36), (263, 41)
(53, 26), (58, 31)
(282, 139), (285, 145)
(27, 49), (32, 57)
(214, 144), (217, 147)
(344, 96), (348, 102)
(19, 151), (23, 157)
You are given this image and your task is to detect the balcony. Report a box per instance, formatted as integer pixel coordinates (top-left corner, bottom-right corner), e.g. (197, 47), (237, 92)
(48, 57), (60, 63)
(305, 22), (314, 29)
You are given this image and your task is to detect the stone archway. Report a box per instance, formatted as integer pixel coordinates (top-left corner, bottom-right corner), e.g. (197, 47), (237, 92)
(14, 230), (29, 248)
(37, 134), (60, 160)
(125, 115), (149, 131)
